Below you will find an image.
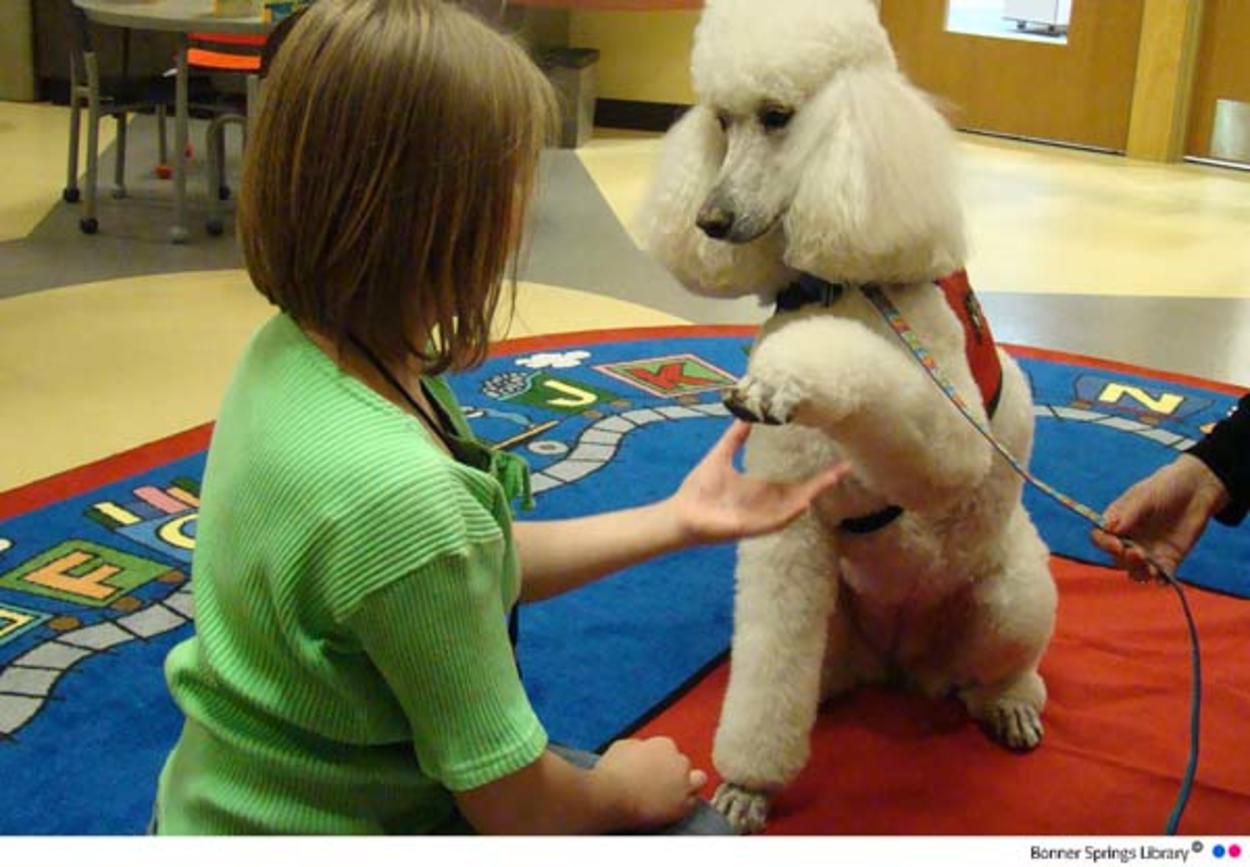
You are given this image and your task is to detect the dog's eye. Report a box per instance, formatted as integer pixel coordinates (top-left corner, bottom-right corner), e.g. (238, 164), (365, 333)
(716, 111), (732, 133)
(759, 106), (794, 131)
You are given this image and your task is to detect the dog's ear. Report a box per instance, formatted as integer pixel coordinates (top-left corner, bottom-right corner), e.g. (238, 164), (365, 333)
(783, 68), (966, 285)
(638, 105), (795, 298)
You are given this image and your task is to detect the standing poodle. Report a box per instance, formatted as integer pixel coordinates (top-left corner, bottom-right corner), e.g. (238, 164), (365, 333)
(639, 0), (1057, 833)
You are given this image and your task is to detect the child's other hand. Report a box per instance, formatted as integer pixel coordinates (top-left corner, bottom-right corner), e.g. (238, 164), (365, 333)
(596, 737), (708, 828)
(669, 420), (850, 545)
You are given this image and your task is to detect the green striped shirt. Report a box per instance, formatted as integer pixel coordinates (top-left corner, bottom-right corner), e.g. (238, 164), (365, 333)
(155, 314), (546, 834)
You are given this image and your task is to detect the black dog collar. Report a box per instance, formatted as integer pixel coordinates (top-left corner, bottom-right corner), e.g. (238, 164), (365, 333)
(774, 274), (850, 313)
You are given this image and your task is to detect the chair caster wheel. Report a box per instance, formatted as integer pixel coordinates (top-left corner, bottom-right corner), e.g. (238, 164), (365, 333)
(218, 185), (231, 201)
(63, 187), (80, 203)
(79, 217), (98, 235)
(206, 218), (225, 236)
(111, 186), (128, 200)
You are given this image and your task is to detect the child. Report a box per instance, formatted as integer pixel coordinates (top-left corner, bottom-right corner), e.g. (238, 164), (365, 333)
(153, 0), (842, 835)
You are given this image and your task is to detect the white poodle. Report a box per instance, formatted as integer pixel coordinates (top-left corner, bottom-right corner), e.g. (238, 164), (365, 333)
(639, 0), (1057, 834)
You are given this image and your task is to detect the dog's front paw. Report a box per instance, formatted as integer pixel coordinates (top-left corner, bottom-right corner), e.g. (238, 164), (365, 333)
(984, 700), (1044, 752)
(723, 372), (805, 426)
(711, 782), (771, 834)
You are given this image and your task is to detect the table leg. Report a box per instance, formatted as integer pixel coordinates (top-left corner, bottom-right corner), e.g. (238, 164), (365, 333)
(171, 33), (190, 244)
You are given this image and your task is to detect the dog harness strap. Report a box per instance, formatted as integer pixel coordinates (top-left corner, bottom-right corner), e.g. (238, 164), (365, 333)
(838, 505), (904, 535)
(936, 270), (1003, 418)
(774, 274), (846, 312)
(774, 272), (1002, 418)
(861, 284), (1107, 529)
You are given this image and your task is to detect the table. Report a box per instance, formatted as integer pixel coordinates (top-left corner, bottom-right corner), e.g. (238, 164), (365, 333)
(73, 1), (272, 243)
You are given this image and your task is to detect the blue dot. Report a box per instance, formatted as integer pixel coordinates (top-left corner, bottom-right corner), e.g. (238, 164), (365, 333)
(1215, 845), (1227, 859)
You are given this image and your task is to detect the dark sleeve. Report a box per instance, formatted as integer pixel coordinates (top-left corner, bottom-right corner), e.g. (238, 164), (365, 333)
(1185, 394), (1250, 526)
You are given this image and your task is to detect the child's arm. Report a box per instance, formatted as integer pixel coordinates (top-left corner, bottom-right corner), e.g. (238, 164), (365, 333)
(454, 738), (706, 834)
(348, 546), (708, 834)
(512, 501), (686, 602)
(515, 421), (847, 602)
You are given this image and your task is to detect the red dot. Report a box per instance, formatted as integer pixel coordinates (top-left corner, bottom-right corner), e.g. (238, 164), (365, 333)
(1229, 844), (1241, 858)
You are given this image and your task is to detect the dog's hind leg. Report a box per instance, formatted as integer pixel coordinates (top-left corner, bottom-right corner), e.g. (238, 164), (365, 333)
(960, 669), (1047, 751)
(951, 508), (1056, 751)
(711, 514), (838, 833)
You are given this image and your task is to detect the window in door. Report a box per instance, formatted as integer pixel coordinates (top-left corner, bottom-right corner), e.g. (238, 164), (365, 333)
(945, 0), (1072, 45)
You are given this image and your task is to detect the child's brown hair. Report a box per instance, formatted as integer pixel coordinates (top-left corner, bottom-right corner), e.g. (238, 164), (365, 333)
(239, 0), (557, 373)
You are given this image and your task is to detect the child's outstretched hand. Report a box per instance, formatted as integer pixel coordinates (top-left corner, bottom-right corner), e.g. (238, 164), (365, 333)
(668, 420), (850, 545)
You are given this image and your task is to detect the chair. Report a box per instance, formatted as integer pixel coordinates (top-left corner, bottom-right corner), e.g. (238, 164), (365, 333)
(61, 1), (177, 235)
(187, 32), (265, 236)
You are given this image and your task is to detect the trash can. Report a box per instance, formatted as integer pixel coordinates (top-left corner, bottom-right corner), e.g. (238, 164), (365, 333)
(1211, 99), (1250, 165)
(535, 47), (600, 149)
(0, 0), (37, 101)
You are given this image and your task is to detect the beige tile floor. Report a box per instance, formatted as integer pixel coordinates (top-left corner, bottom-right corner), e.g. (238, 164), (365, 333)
(2, 101), (1249, 493)
(0, 103), (115, 243)
(0, 272), (682, 491)
(579, 131), (1250, 299)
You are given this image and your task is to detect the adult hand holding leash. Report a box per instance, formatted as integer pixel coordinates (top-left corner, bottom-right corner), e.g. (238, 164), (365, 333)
(1091, 454), (1231, 583)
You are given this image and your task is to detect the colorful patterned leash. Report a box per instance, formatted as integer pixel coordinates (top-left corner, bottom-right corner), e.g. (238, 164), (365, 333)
(860, 283), (1201, 836)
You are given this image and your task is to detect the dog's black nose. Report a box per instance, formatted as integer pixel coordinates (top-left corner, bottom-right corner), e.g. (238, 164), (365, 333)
(697, 206), (735, 240)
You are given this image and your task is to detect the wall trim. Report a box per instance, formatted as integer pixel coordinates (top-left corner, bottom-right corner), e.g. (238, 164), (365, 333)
(594, 98), (689, 132)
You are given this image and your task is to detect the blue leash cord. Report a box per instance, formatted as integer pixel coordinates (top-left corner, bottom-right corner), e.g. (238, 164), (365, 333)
(859, 284), (1202, 835)
(1164, 577), (1201, 835)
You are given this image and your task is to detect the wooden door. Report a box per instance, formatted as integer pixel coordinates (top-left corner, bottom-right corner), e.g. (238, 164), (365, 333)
(879, 0), (1146, 152)
(1186, 0), (1250, 163)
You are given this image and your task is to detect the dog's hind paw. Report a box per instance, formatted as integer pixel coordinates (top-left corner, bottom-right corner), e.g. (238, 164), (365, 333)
(985, 700), (1044, 752)
(711, 782), (771, 834)
(723, 373), (803, 426)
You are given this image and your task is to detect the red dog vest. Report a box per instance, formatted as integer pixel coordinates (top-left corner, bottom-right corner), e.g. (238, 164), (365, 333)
(775, 270), (1003, 418)
(935, 269), (1003, 417)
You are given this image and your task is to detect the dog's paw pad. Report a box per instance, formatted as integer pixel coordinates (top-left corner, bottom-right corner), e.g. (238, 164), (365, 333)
(711, 782), (770, 834)
(987, 701), (1043, 752)
(723, 388), (769, 424)
(722, 374), (802, 426)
